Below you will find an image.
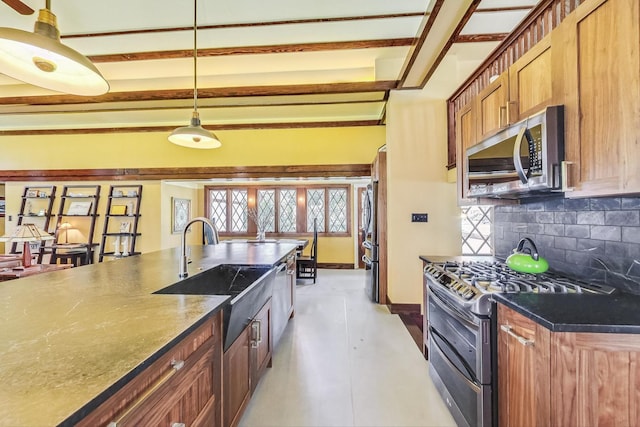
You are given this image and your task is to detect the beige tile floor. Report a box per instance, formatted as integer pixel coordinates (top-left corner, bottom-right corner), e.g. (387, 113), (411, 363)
(239, 269), (456, 427)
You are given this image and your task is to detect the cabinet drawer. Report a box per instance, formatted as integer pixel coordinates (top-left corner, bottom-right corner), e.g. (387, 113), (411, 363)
(78, 313), (222, 427)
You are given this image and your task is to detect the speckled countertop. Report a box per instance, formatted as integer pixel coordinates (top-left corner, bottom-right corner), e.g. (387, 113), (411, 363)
(0, 242), (297, 427)
(493, 293), (640, 334)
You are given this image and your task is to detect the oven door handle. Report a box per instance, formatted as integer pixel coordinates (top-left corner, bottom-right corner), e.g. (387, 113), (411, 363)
(430, 327), (481, 390)
(428, 285), (479, 330)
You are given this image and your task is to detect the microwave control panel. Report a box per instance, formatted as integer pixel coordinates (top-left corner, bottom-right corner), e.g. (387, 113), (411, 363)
(527, 129), (543, 174)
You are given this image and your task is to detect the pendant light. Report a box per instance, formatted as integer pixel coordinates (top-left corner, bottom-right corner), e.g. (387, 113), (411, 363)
(0, 0), (109, 96)
(168, 0), (221, 149)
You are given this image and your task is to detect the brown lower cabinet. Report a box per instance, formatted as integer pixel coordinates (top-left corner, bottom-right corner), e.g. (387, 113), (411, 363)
(78, 312), (223, 427)
(224, 298), (272, 427)
(498, 303), (640, 427)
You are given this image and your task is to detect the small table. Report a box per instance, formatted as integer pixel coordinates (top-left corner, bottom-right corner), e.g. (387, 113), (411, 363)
(0, 264), (73, 281)
(49, 244), (97, 267)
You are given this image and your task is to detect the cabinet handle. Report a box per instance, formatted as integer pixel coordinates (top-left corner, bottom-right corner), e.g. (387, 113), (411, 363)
(499, 105), (507, 128)
(172, 424), (186, 427)
(561, 160), (574, 192)
(500, 325), (534, 347)
(251, 320), (262, 348)
(108, 359), (185, 427)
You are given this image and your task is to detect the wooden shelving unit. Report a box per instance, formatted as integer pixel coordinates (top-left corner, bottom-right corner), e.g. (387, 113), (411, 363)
(11, 186), (57, 263)
(99, 185), (142, 262)
(46, 185), (101, 266)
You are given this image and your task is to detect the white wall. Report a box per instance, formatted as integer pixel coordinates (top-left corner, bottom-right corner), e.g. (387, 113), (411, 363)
(385, 91), (462, 305)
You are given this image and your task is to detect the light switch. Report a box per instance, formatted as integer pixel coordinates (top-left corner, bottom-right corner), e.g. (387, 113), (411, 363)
(411, 213), (428, 223)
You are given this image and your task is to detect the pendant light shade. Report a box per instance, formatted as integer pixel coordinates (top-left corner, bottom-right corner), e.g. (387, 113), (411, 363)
(168, 111), (222, 149)
(0, 7), (109, 96)
(169, 0), (221, 149)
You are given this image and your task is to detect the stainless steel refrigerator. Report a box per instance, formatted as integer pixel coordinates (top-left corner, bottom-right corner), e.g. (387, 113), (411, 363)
(362, 181), (379, 302)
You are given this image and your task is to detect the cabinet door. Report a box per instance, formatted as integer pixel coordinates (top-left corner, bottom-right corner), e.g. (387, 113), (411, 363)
(223, 326), (251, 427)
(455, 99), (478, 206)
(509, 34), (553, 121)
(251, 299), (272, 393)
(551, 332), (640, 427)
(476, 72), (509, 141)
(497, 304), (551, 427)
(557, 0), (640, 197)
(78, 314), (222, 427)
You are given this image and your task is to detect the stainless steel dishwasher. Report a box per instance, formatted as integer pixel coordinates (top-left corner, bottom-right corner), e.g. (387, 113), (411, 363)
(271, 253), (296, 347)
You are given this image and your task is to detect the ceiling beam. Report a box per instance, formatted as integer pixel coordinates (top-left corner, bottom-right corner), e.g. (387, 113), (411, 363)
(455, 33), (508, 43)
(0, 81), (398, 105)
(0, 120), (383, 136)
(0, 164), (373, 181)
(89, 39), (415, 63)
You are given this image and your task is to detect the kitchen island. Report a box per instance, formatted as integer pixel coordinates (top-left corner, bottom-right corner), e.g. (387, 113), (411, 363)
(0, 241), (298, 427)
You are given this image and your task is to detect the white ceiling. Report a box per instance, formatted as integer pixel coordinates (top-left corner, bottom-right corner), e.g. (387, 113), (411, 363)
(0, 0), (539, 133)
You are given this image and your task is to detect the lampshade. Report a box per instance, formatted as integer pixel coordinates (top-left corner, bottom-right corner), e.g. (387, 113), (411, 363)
(168, 111), (222, 149)
(0, 7), (109, 96)
(168, 0), (221, 149)
(0, 223), (55, 243)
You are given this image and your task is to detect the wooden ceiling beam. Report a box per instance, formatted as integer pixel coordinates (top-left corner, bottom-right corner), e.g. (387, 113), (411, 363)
(90, 39), (415, 63)
(0, 81), (398, 106)
(455, 33), (509, 43)
(0, 120), (382, 136)
(0, 164), (373, 181)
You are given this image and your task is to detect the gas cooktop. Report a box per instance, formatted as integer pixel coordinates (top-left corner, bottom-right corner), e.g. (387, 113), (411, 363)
(424, 259), (616, 316)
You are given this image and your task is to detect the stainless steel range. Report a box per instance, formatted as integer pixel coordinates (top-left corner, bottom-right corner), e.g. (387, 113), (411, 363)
(423, 257), (616, 427)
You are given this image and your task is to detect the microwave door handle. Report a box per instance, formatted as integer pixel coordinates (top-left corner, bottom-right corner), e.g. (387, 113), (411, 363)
(513, 126), (529, 184)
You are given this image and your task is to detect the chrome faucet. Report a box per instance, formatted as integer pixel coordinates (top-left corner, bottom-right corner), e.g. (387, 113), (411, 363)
(179, 217), (218, 278)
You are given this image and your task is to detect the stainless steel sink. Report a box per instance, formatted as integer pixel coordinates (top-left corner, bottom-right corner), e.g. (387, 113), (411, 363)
(154, 264), (275, 350)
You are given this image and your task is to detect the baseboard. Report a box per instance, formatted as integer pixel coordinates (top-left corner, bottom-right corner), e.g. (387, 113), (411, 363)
(317, 263), (353, 269)
(387, 302), (421, 316)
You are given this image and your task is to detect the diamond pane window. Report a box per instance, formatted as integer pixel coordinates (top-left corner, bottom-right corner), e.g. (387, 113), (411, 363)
(257, 190), (276, 232)
(231, 189), (248, 232)
(461, 205), (493, 255)
(279, 189), (297, 232)
(208, 190), (227, 232)
(328, 188), (347, 232)
(306, 189), (325, 232)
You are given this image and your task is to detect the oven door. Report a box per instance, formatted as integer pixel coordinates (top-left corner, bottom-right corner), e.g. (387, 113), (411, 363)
(427, 285), (494, 427)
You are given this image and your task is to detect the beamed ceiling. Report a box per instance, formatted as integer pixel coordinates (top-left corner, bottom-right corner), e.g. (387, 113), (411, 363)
(0, 0), (540, 135)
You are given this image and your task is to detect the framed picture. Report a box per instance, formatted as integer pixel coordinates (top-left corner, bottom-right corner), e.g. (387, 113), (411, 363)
(67, 201), (92, 216)
(172, 198), (191, 233)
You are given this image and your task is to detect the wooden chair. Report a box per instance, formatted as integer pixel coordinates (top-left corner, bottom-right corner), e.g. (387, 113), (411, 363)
(297, 219), (318, 283)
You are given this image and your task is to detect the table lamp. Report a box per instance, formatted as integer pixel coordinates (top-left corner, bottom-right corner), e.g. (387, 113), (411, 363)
(0, 224), (55, 268)
(59, 222), (73, 244)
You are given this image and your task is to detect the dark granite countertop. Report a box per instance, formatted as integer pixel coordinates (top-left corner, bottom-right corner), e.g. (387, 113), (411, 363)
(0, 241), (298, 427)
(493, 293), (640, 334)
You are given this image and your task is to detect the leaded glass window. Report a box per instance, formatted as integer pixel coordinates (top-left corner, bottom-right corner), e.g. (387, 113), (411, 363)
(257, 189), (276, 232)
(231, 189), (248, 232)
(461, 205), (493, 255)
(208, 189), (227, 232)
(278, 189), (297, 232)
(328, 188), (347, 232)
(307, 189), (325, 232)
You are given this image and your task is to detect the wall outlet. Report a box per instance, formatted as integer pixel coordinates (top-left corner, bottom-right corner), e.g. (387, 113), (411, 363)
(411, 213), (428, 223)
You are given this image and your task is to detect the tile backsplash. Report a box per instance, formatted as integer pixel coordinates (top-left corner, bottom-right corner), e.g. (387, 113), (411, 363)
(494, 196), (640, 294)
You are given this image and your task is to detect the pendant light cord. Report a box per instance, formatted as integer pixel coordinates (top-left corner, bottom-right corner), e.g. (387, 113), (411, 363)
(193, 0), (198, 113)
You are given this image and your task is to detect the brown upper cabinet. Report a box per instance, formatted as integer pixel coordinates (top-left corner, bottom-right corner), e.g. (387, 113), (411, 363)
(475, 35), (554, 145)
(455, 99), (478, 204)
(553, 0), (640, 197)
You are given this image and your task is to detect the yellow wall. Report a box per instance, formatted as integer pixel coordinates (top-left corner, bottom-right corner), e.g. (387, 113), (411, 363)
(385, 92), (462, 305)
(1, 127), (384, 262)
(0, 127), (384, 169)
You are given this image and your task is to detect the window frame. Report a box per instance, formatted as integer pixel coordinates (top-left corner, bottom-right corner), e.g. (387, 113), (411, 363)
(204, 184), (351, 237)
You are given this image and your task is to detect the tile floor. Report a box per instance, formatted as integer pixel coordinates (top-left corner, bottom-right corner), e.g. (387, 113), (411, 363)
(239, 269), (456, 427)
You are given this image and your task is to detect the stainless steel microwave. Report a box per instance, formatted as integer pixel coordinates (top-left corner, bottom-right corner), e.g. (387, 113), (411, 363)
(466, 105), (564, 198)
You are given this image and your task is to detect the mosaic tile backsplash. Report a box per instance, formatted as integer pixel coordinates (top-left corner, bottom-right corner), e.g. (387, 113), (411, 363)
(494, 196), (640, 295)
